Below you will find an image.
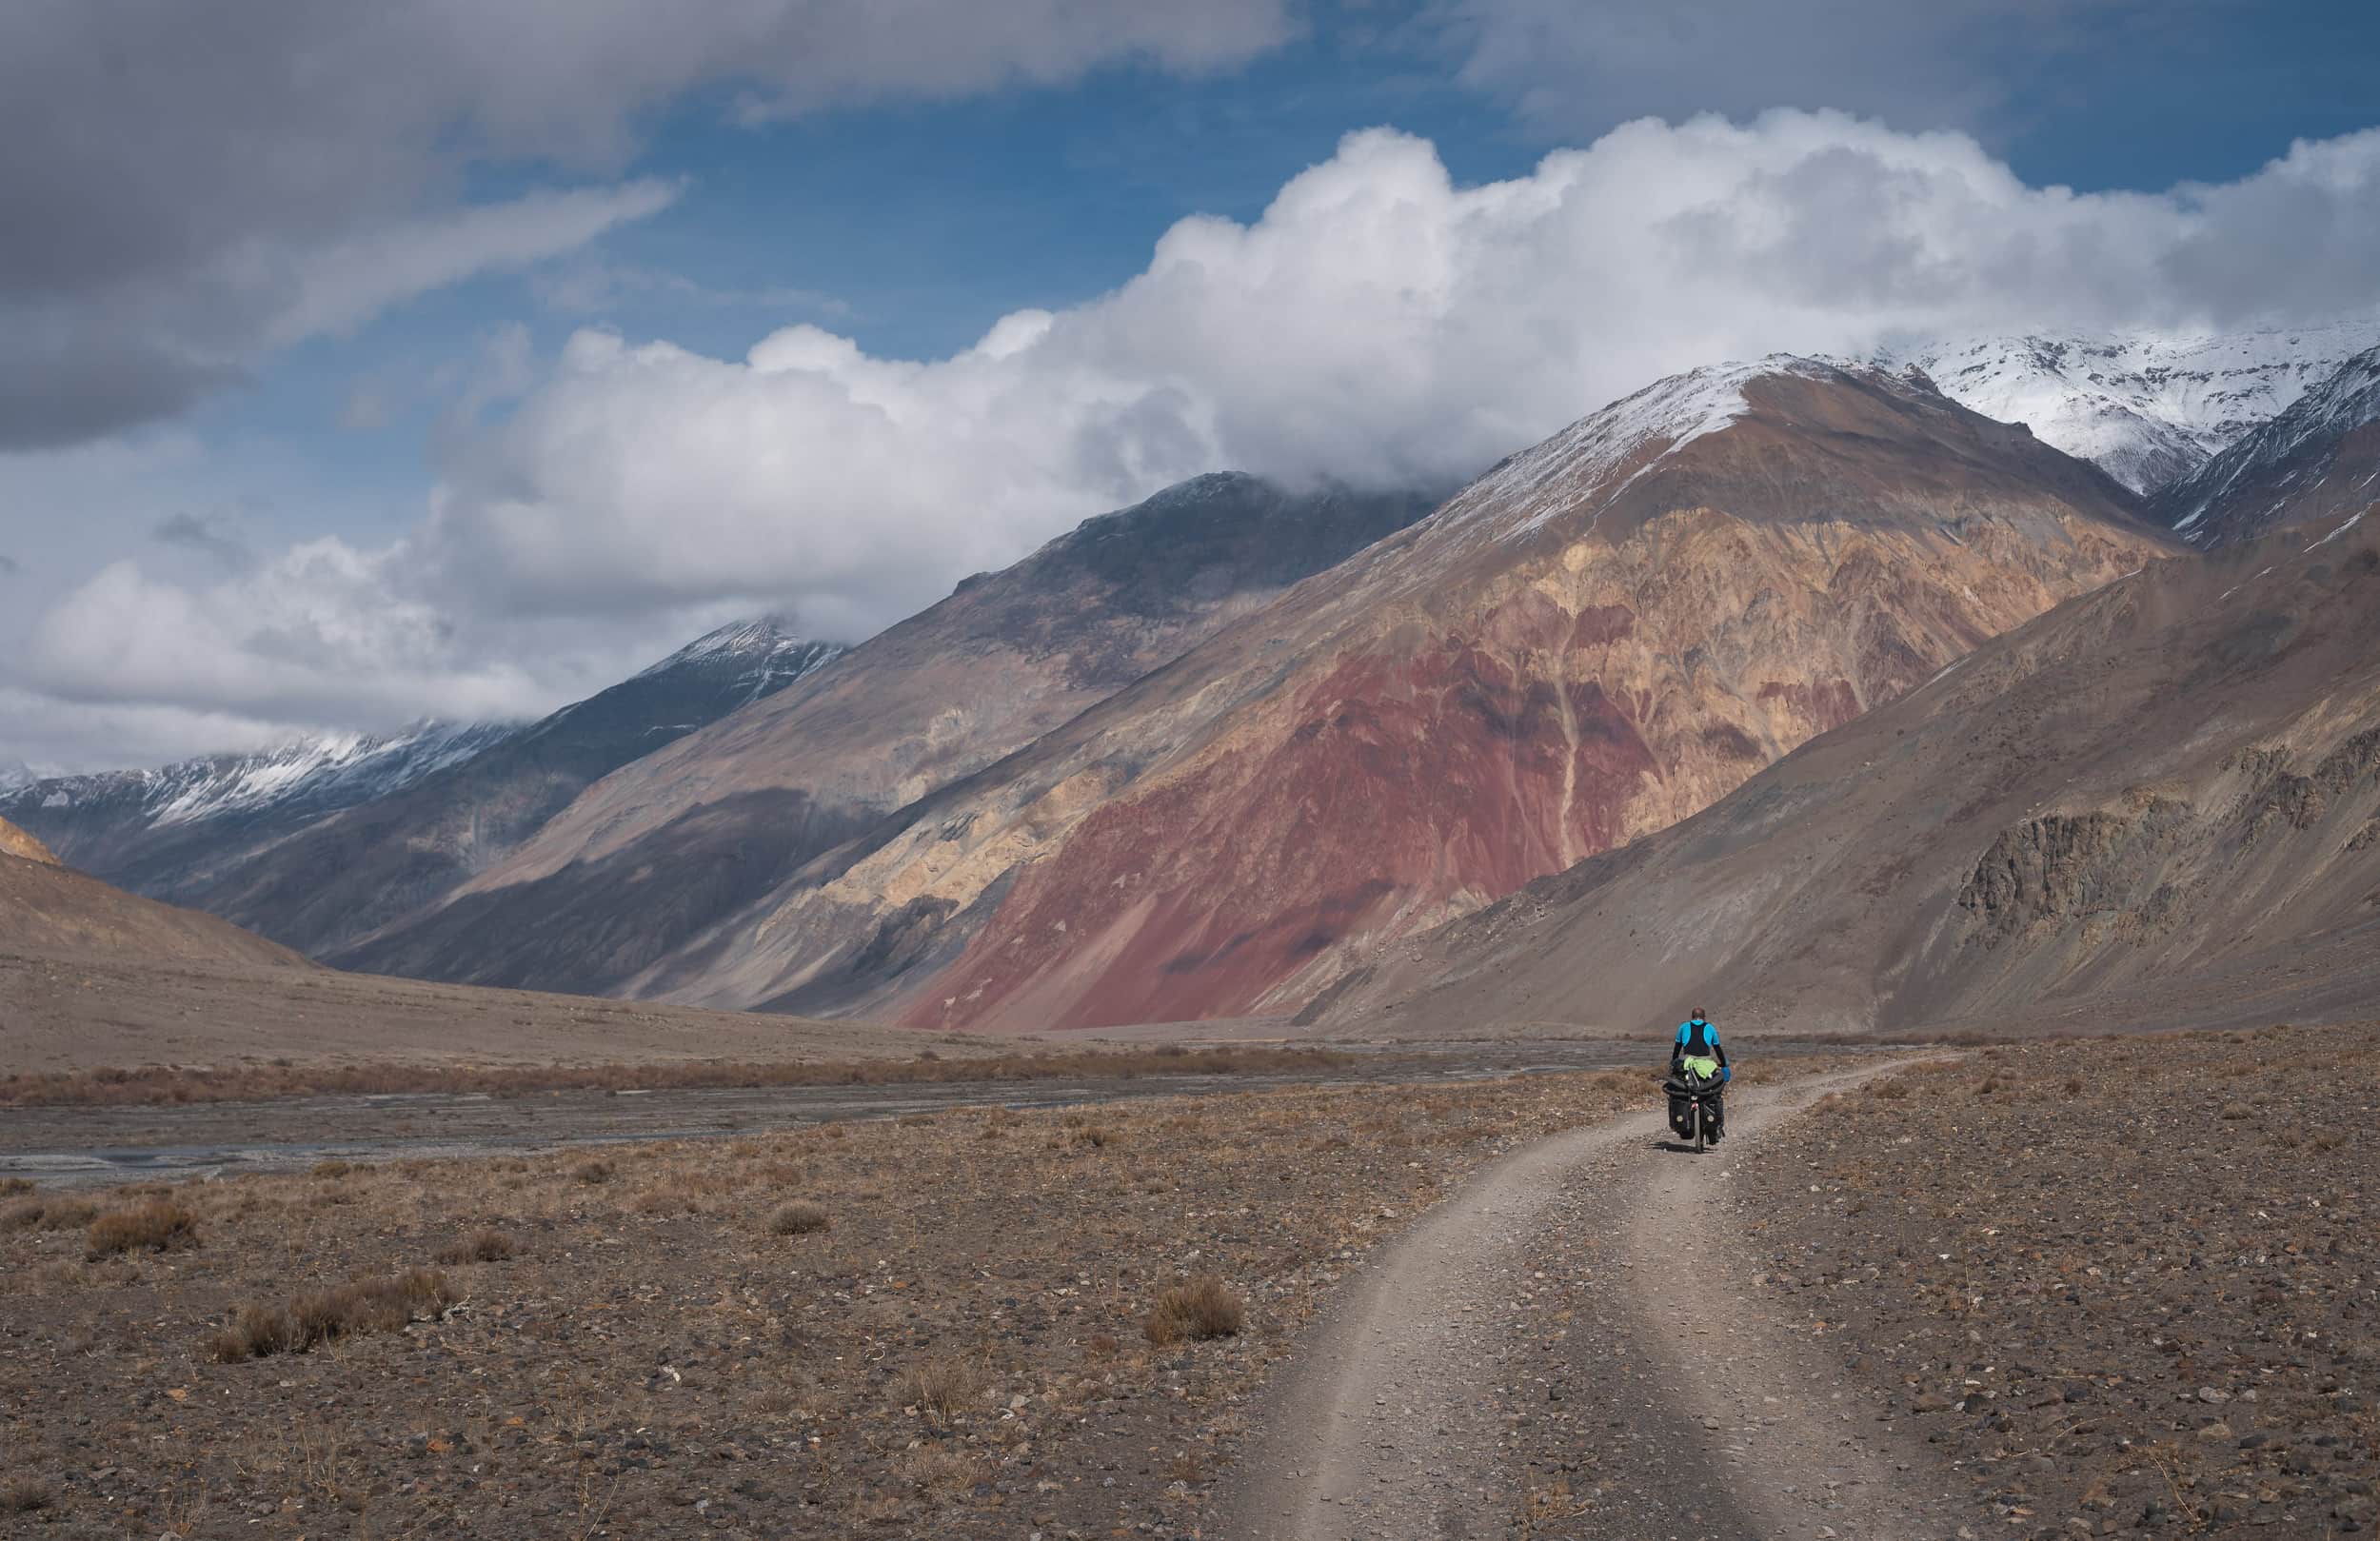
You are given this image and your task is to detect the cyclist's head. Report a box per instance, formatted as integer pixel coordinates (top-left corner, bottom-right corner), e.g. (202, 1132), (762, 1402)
(1691, 1008), (1706, 1022)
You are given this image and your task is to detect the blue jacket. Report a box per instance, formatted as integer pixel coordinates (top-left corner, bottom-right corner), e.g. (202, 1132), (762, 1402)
(1673, 1017), (1728, 1076)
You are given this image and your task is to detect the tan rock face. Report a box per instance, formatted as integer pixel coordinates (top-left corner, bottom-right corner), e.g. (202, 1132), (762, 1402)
(0, 815), (57, 865)
(0, 835), (308, 970)
(681, 361), (2172, 1030)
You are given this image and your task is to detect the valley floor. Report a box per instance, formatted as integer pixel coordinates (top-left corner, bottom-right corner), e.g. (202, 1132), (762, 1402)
(1215, 1026), (2377, 1541)
(3, 1029), (2367, 1539)
(0, 1065), (1670, 1539)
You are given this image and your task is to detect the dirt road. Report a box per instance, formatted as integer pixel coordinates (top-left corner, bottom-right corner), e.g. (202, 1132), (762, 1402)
(1220, 1065), (1967, 1540)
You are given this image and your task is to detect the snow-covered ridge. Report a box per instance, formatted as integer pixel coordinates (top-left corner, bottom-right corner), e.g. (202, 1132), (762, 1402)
(13, 720), (520, 829)
(637, 617), (837, 682)
(1440, 354), (1845, 545)
(10, 619), (841, 835)
(1878, 319), (2380, 494)
(2160, 344), (2380, 541)
(626, 617), (843, 708)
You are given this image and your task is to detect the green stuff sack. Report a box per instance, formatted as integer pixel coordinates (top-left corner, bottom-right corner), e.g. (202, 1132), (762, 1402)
(1679, 1055), (1720, 1080)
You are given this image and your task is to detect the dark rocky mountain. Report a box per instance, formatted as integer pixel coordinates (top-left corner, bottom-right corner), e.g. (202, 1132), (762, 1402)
(2154, 345), (2380, 547)
(334, 474), (1443, 988)
(3, 621), (842, 958)
(1326, 504), (2380, 1038)
(402, 358), (2171, 1030)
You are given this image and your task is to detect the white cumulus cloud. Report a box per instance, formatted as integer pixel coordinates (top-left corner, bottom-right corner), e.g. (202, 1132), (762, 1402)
(17, 109), (2380, 765)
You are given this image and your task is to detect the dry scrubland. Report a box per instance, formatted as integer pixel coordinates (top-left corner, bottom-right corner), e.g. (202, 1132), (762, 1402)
(0, 1043), (1364, 1108)
(1738, 1024), (2380, 1538)
(0, 1068), (1661, 1539)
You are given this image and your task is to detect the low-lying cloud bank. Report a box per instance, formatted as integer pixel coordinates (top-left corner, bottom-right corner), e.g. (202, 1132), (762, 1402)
(24, 110), (2380, 764)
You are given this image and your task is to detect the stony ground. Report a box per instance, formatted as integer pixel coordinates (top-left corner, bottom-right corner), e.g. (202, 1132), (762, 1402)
(1735, 1024), (2380, 1538)
(1221, 1060), (1945, 1541)
(0, 1068), (1660, 1539)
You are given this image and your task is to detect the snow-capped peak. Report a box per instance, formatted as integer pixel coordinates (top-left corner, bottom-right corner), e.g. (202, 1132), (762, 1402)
(1441, 354), (1837, 544)
(627, 618), (843, 712)
(637, 616), (829, 676)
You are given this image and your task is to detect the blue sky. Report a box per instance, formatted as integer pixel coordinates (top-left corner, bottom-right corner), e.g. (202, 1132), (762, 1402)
(5, 0), (2380, 771)
(218, 1), (2380, 451)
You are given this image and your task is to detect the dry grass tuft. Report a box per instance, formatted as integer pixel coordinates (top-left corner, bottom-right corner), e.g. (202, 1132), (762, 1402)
(2218, 1100), (2251, 1120)
(572, 1157), (616, 1184)
(434, 1228), (517, 1264)
(84, 1199), (198, 1258)
(2, 1195), (100, 1233)
(894, 1357), (984, 1419)
(211, 1267), (456, 1361)
(766, 1200), (830, 1236)
(1, 1476), (50, 1513)
(1143, 1275), (1244, 1346)
(0, 1176), (33, 1196)
(309, 1159), (354, 1178)
(898, 1445), (987, 1495)
(1072, 1123), (1114, 1149)
(208, 1302), (302, 1363)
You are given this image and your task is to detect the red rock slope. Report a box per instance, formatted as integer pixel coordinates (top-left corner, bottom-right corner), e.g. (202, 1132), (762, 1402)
(647, 358), (2174, 1030)
(1328, 504), (2380, 1038)
(345, 476), (1438, 994)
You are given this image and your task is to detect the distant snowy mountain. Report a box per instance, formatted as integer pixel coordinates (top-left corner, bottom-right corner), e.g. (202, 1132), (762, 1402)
(9, 720), (517, 838)
(2152, 345), (2380, 546)
(0, 760), (33, 796)
(1879, 319), (2380, 494)
(0, 618), (842, 946)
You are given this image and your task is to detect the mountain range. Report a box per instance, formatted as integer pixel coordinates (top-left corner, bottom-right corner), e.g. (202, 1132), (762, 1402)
(335, 475), (1440, 990)
(360, 356), (2170, 1029)
(13, 321), (2379, 1043)
(1886, 319), (2380, 495)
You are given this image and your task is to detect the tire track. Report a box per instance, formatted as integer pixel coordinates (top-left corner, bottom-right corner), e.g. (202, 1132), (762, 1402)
(1219, 1063), (1963, 1540)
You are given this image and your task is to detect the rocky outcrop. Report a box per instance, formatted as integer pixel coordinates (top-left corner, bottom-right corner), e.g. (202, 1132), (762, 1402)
(1957, 799), (2194, 941)
(584, 358), (2169, 1030)
(0, 815), (57, 865)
